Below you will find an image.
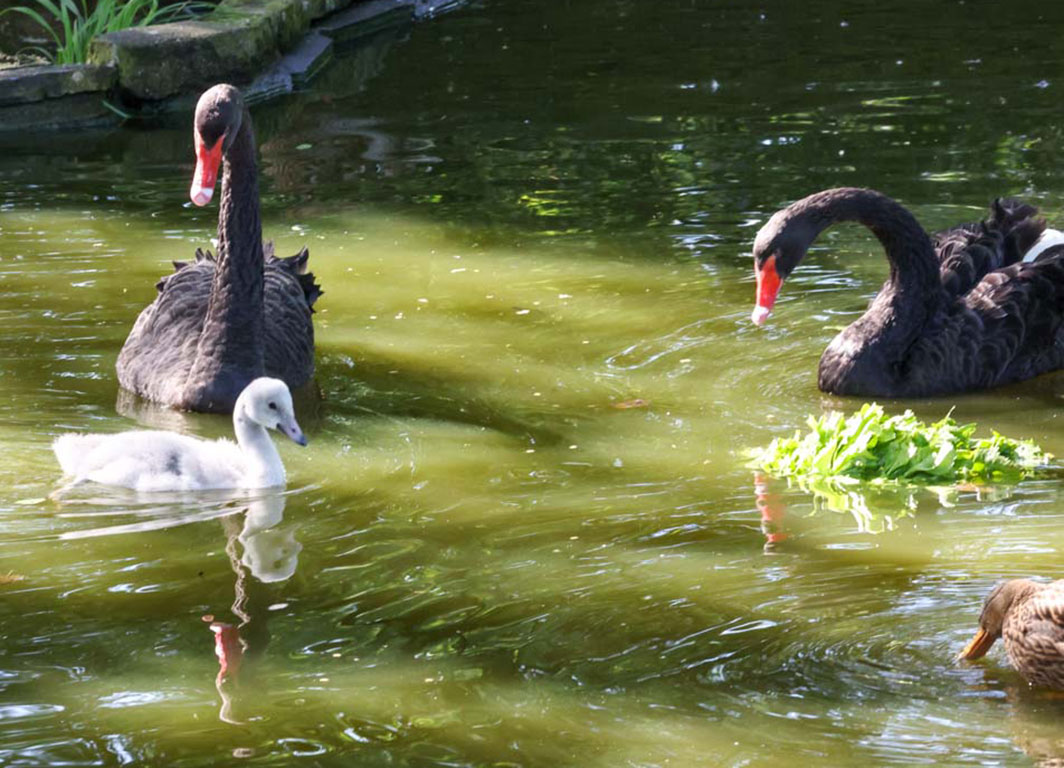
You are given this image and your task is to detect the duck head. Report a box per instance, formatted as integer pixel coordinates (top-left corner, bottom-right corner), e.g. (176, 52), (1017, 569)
(958, 578), (1041, 660)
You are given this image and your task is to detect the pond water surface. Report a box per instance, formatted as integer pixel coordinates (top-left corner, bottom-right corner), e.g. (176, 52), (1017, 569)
(2, 1), (1064, 765)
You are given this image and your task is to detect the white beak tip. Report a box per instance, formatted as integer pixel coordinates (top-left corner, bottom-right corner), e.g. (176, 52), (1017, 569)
(751, 306), (772, 326)
(190, 185), (213, 207)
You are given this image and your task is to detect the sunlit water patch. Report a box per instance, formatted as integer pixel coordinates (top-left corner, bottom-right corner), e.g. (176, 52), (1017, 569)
(2, 0), (1064, 765)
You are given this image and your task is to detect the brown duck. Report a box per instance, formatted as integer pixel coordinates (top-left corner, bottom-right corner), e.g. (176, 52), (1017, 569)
(959, 579), (1064, 689)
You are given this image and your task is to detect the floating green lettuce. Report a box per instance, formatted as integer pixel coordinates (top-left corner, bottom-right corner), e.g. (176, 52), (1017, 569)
(752, 403), (1050, 485)
(749, 404), (1052, 532)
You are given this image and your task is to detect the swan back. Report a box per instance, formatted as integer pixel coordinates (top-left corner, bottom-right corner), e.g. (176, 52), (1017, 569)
(53, 430), (243, 492)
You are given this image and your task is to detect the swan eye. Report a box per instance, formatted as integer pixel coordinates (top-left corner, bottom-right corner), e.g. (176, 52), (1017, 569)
(268, 402), (278, 411)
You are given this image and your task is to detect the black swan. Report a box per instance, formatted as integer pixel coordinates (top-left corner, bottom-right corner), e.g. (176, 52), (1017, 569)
(751, 187), (1064, 397)
(117, 84), (321, 413)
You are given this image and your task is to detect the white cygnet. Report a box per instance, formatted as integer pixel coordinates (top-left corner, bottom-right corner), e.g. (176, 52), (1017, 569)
(53, 378), (306, 493)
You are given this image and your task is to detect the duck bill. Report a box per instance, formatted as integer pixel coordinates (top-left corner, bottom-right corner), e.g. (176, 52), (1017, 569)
(957, 628), (996, 661)
(752, 254), (782, 326)
(190, 135), (223, 207)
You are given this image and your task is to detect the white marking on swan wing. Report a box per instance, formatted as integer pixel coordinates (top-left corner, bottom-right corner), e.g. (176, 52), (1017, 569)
(1022, 228), (1064, 262)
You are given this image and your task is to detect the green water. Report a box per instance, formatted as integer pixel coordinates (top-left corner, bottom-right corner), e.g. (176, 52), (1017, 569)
(3, 0), (1064, 764)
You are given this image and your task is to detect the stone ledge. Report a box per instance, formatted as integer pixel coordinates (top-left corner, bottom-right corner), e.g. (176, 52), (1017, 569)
(0, 92), (116, 130)
(88, 18), (284, 101)
(87, 0), (366, 101)
(0, 63), (115, 106)
(316, 0), (414, 38)
(0, 0), (461, 130)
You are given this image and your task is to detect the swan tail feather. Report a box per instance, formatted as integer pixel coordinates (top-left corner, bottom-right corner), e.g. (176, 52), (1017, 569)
(991, 197), (1046, 264)
(269, 245), (322, 310)
(937, 198), (1048, 298)
(296, 270), (323, 310)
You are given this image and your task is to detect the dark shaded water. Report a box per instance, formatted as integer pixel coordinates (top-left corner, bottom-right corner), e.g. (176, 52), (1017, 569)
(1, 1), (1064, 765)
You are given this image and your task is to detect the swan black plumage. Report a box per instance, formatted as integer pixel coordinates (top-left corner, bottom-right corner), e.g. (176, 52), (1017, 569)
(751, 187), (1064, 397)
(117, 84), (321, 413)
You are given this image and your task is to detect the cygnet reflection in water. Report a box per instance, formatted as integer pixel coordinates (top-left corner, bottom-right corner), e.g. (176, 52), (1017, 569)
(210, 491), (301, 725)
(238, 492), (302, 583)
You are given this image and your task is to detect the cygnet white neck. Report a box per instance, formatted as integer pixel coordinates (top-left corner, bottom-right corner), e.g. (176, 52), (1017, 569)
(233, 407), (285, 488)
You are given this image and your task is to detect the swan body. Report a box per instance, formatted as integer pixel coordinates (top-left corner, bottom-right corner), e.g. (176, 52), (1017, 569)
(53, 378), (306, 493)
(751, 188), (1064, 397)
(117, 84), (321, 414)
(959, 579), (1064, 690)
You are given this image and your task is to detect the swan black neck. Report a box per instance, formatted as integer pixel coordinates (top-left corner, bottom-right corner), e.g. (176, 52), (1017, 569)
(216, 110), (263, 289)
(787, 188), (940, 295)
(760, 188), (949, 396)
(184, 108), (264, 411)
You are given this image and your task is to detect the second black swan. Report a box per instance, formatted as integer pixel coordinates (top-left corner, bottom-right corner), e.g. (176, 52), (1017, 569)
(117, 84), (321, 413)
(751, 187), (1064, 397)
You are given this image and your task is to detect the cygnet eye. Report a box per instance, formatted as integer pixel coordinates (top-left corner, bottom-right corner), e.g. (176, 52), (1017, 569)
(268, 402), (278, 411)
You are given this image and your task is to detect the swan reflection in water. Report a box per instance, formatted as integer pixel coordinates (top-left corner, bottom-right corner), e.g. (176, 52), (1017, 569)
(1009, 696), (1064, 768)
(753, 472), (788, 552)
(53, 485), (302, 724)
(208, 492), (301, 725)
(750, 471), (909, 546)
(750, 471), (1025, 548)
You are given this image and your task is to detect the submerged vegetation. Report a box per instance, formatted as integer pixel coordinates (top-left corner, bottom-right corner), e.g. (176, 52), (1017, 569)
(1, 0), (202, 64)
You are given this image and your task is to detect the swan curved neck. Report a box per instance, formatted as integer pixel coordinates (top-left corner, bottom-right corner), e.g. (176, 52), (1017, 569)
(233, 408), (285, 488)
(216, 113), (263, 283)
(783, 189), (947, 395)
(186, 110), (265, 405)
(798, 188), (940, 294)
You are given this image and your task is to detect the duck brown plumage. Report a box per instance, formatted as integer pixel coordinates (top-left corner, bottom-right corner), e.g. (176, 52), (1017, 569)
(750, 188), (1064, 397)
(959, 578), (1064, 690)
(116, 84), (321, 414)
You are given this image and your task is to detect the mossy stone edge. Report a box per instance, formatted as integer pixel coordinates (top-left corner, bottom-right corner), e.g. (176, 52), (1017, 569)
(0, 0), (428, 129)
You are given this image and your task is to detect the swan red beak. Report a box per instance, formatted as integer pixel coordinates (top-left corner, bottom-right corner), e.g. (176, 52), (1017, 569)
(191, 135), (223, 207)
(752, 254), (782, 326)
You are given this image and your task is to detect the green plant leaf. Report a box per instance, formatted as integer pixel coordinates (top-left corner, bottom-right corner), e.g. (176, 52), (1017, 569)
(750, 403), (1050, 487)
(3, 0), (204, 63)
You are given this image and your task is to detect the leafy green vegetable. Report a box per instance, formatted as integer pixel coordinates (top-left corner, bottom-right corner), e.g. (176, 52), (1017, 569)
(1, 0), (206, 65)
(752, 403), (1050, 484)
(750, 404), (1051, 531)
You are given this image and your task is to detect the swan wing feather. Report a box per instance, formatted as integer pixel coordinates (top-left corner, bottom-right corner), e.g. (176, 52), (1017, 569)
(896, 253), (1064, 394)
(1005, 582), (1064, 689)
(934, 198), (1046, 299)
(118, 243), (318, 404)
(53, 430), (247, 492)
